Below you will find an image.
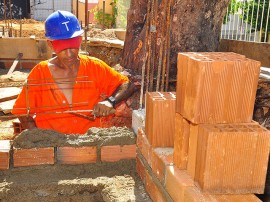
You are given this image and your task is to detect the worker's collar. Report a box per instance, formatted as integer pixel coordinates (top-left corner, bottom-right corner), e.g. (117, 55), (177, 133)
(51, 36), (82, 53)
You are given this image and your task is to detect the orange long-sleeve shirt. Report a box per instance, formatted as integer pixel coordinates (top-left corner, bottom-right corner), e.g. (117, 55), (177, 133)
(12, 54), (129, 134)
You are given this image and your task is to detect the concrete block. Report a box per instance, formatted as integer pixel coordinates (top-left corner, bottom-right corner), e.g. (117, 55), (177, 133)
(132, 109), (145, 135)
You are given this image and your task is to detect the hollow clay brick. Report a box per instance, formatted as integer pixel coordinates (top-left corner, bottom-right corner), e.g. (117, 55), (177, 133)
(165, 165), (194, 201)
(173, 114), (191, 170)
(57, 146), (96, 164)
(176, 52), (260, 124)
(195, 123), (270, 194)
(186, 122), (199, 180)
(13, 147), (54, 167)
(0, 140), (11, 170)
(151, 147), (173, 183)
(101, 144), (136, 162)
(145, 92), (176, 147)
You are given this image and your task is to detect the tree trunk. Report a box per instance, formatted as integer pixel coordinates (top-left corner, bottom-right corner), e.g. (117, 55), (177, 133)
(121, 0), (230, 91)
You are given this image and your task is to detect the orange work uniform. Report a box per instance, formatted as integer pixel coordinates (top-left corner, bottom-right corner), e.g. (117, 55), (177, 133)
(12, 54), (129, 134)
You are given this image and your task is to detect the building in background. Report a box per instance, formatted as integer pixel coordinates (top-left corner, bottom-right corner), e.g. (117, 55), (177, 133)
(72, 0), (99, 24)
(30, 0), (72, 21)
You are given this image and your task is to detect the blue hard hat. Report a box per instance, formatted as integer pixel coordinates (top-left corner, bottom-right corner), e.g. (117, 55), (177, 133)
(45, 10), (84, 40)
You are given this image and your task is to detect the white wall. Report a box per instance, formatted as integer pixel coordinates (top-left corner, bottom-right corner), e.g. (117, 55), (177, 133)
(30, 0), (72, 21)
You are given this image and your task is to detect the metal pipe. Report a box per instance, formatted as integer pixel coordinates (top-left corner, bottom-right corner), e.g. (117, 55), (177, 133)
(76, 0), (79, 18)
(0, 109), (95, 119)
(103, 0), (106, 29)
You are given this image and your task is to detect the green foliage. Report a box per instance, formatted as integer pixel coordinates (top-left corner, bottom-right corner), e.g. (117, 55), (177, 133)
(90, 0), (118, 29)
(224, 0), (270, 33)
(115, 0), (131, 28)
(110, 0), (118, 27)
(241, 0), (270, 32)
(223, 0), (243, 24)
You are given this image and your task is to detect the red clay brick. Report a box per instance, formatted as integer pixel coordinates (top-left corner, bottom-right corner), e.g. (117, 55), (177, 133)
(145, 169), (167, 202)
(57, 146), (96, 164)
(136, 156), (146, 183)
(137, 128), (152, 167)
(151, 147), (173, 183)
(210, 194), (262, 201)
(0, 140), (11, 170)
(101, 144), (136, 162)
(183, 186), (215, 202)
(184, 186), (261, 202)
(165, 165), (194, 201)
(13, 147), (54, 167)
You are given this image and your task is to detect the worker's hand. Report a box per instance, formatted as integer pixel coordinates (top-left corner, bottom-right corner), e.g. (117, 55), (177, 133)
(93, 100), (116, 117)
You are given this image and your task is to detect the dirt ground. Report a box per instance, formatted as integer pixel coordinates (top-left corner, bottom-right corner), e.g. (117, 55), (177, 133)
(0, 19), (119, 40)
(0, 161), (149, 202)
(0, 20), (151, 202)
(0, 128), (151, 202)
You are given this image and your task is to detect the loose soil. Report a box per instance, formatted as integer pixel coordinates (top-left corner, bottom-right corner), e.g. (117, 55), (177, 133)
(0, 162), (149, 202)
(13, 127), (136, 149)
(0, 127), (151, 202)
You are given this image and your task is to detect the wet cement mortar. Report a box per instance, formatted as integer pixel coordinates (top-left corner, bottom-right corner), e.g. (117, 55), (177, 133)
(0, 127), (152, 202)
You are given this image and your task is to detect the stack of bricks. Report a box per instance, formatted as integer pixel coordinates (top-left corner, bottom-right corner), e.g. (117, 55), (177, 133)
(136, 52), (269, 201)
(0, 129), (137, 169)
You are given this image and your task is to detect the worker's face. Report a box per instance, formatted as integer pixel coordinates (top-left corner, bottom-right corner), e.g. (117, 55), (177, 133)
(56, 48), (80, 67)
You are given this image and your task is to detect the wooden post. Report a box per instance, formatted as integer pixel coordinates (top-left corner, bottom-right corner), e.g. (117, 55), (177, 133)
(76, 0), (79, 18)
(84, 0), (88, 52)
(103, 0), (105, 29)
(4, 0), (6, 25)
(19, 20), (22, 37)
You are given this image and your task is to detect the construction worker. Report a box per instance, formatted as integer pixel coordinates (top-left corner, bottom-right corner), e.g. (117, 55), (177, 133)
(12, 10), (136, 134)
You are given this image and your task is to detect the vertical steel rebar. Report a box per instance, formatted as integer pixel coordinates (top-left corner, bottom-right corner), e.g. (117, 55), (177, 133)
(145, 0), (152, 93)
(263, 1), (270, 42)
(139, 0), (152, 109)
(254, 0), (261, 41)
(165, 0), (171, 92)
(259, 0), (266, 42)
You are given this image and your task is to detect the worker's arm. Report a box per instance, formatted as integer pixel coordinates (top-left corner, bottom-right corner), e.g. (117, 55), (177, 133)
(93, 82), (138, 117)
(18, 116), (37, 130)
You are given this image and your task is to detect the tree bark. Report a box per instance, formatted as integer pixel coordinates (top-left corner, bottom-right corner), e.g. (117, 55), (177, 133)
(121, 0), (230, 91)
